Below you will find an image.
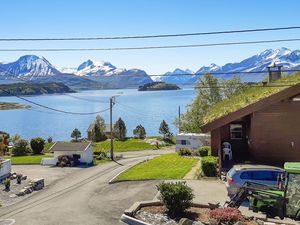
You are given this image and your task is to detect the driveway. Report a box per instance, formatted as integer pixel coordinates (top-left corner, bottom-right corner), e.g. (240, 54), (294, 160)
(0, 156), (160, 225)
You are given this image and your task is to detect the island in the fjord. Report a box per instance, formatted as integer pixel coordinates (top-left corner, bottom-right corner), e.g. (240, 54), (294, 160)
(0, 82), (75, 96)
(138, 82), (181, 91)
(0, 102), (29, 110)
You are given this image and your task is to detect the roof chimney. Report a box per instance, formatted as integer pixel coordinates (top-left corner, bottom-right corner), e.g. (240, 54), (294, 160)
(267, 62), (282, 82)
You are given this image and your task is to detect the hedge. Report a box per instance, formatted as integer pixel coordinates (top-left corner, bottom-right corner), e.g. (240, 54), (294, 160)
(201, 156), (218, 177)
(198, 146), (211, 157)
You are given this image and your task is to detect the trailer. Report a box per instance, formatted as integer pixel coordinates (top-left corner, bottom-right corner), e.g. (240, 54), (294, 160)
(0, 159), (11, 181)
(175, 133), (210, 151)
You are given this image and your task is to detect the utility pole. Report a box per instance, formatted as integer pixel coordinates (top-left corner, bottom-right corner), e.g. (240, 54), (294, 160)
(178, 106), (181, 133)
(109, 95), (120, 161)
(110, 96), (115, 161)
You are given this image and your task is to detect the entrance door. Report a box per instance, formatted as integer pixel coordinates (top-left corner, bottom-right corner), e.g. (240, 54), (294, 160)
(229, 123), (249, 161)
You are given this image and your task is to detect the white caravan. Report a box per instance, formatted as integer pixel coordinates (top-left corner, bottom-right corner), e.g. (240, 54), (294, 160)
(175, 133), (210, 151)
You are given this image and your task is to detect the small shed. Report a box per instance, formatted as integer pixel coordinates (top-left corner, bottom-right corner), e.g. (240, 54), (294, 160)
(175, 133), (210, 151)
(49, 142), (93, 164)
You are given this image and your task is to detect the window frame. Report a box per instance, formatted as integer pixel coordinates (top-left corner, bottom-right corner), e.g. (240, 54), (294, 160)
(230, 123), (244, 140)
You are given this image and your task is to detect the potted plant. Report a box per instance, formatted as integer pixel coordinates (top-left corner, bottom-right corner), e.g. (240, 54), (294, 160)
(4, 179), (10, 191)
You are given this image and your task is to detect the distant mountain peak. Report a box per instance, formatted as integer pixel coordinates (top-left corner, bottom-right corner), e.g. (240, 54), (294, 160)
(0, 54), (60, 77)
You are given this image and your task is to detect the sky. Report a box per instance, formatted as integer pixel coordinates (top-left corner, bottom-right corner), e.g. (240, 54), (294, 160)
(1, 0), (300, 74)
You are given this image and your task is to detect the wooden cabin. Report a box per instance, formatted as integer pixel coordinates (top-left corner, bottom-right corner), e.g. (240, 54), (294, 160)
(201, 83), (300, 169)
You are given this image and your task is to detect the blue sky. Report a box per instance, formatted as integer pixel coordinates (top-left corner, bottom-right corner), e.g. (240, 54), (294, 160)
(1, 0), (300, 73)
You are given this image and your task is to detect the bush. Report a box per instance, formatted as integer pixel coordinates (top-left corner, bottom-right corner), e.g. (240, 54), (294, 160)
(201, 156), (218, 177)
(30, 137), (45, 154)
(12, 139), (29, 156)
(94, 151), (108, 160)
(157, 182), (194, 215)
(198, 146), (211, 157)
(210, 208), (243, 223)
(178, 148), (192, 156)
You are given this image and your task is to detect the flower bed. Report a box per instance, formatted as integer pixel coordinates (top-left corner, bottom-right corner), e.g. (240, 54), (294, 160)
(135, 205), (260, 225)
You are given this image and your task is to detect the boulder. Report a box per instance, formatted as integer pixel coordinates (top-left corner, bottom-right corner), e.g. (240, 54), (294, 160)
(179, 218), (205, 225)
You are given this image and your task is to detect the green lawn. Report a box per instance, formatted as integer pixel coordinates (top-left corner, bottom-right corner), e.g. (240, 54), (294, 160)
(4, 154), (53, 165)
(93, 138), (160, 152)
(116, 153), (199, 180)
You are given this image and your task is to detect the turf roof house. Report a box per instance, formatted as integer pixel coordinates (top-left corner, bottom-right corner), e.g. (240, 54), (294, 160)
(201, 71), (300, 168)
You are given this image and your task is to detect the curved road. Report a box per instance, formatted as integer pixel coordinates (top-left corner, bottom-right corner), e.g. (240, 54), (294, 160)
(0, 152), (168, 225)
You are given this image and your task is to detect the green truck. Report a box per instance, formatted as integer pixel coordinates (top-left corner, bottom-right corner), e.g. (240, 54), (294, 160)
(226, 162), (300, 220)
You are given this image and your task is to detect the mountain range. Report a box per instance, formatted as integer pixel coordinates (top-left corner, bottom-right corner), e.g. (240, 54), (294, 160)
(0, 47), (300, 89)
(158, 47), (300, 83)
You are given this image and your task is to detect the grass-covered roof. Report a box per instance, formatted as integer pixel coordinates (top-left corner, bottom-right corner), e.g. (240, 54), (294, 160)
(203, 72), (300, 124)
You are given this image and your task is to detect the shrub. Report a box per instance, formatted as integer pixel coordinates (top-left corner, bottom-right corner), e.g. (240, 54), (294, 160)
(157, 182), (194, 215)
(3, 179), (10, 190)
(94, 151), (108, 160)
(12, 139), (29, 156)
(30, 137), (45, 154)
(201, 156), (218, 177)
(178, 148), (192, 156)
(210, 208), (243, 223)
(198, 146), (211, 157)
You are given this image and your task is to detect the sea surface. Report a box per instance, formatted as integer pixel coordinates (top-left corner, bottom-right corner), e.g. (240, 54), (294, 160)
(0, 88), (196, 141)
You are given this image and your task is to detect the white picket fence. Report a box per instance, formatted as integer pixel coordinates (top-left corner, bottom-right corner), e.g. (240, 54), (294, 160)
(0, 159), (11, 181)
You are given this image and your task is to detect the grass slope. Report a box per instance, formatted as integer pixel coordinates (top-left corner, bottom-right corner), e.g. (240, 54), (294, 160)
(5, 154), (53, 165)
(117, 153), (199, 180)
(204, 72), (300, 124)
(93, 138), (159, 152)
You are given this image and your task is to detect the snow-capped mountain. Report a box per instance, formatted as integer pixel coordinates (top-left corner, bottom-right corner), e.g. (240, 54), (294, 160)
(157, 47), (300, 83)
(1, 48), (300, 88)
(0, 55), (60, 77)
(157, 68), (195, 84)
(0, 56), (153, 89)
(76, 60), (116, 76)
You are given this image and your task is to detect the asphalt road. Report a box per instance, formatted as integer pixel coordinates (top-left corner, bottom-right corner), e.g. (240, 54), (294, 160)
(0, 156), (161, 225)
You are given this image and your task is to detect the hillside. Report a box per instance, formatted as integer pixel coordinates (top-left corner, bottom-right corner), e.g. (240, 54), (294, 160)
(138, 82), (180, 91)
(0, 82), (75, 96)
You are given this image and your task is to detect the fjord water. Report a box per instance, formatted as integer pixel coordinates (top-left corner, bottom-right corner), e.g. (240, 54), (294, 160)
(0, 88), (196, 141)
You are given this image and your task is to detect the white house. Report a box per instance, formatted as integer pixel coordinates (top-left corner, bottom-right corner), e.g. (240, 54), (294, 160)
(41, 142), (94, 166)
(175, 133), (210, 151)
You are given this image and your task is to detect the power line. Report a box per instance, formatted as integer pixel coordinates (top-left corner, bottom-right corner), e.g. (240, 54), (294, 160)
(1, 38), (300, 52)
(1, 26), (300, 41)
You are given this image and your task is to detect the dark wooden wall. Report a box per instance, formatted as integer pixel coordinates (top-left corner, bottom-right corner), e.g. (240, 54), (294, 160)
(249, 99), (300, 165)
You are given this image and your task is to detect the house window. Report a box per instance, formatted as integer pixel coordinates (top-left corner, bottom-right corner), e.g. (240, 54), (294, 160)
(176, 140), (191, 145)
(230, 124), (243, 140)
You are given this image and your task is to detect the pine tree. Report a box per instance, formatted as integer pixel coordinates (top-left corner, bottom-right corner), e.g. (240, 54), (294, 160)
(133, 125), (146, 139)
(159, 120), (171, 139)
(92, 115), (106, 142)
(113, 117), (127, 141)
(71, 128), (81, 142)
